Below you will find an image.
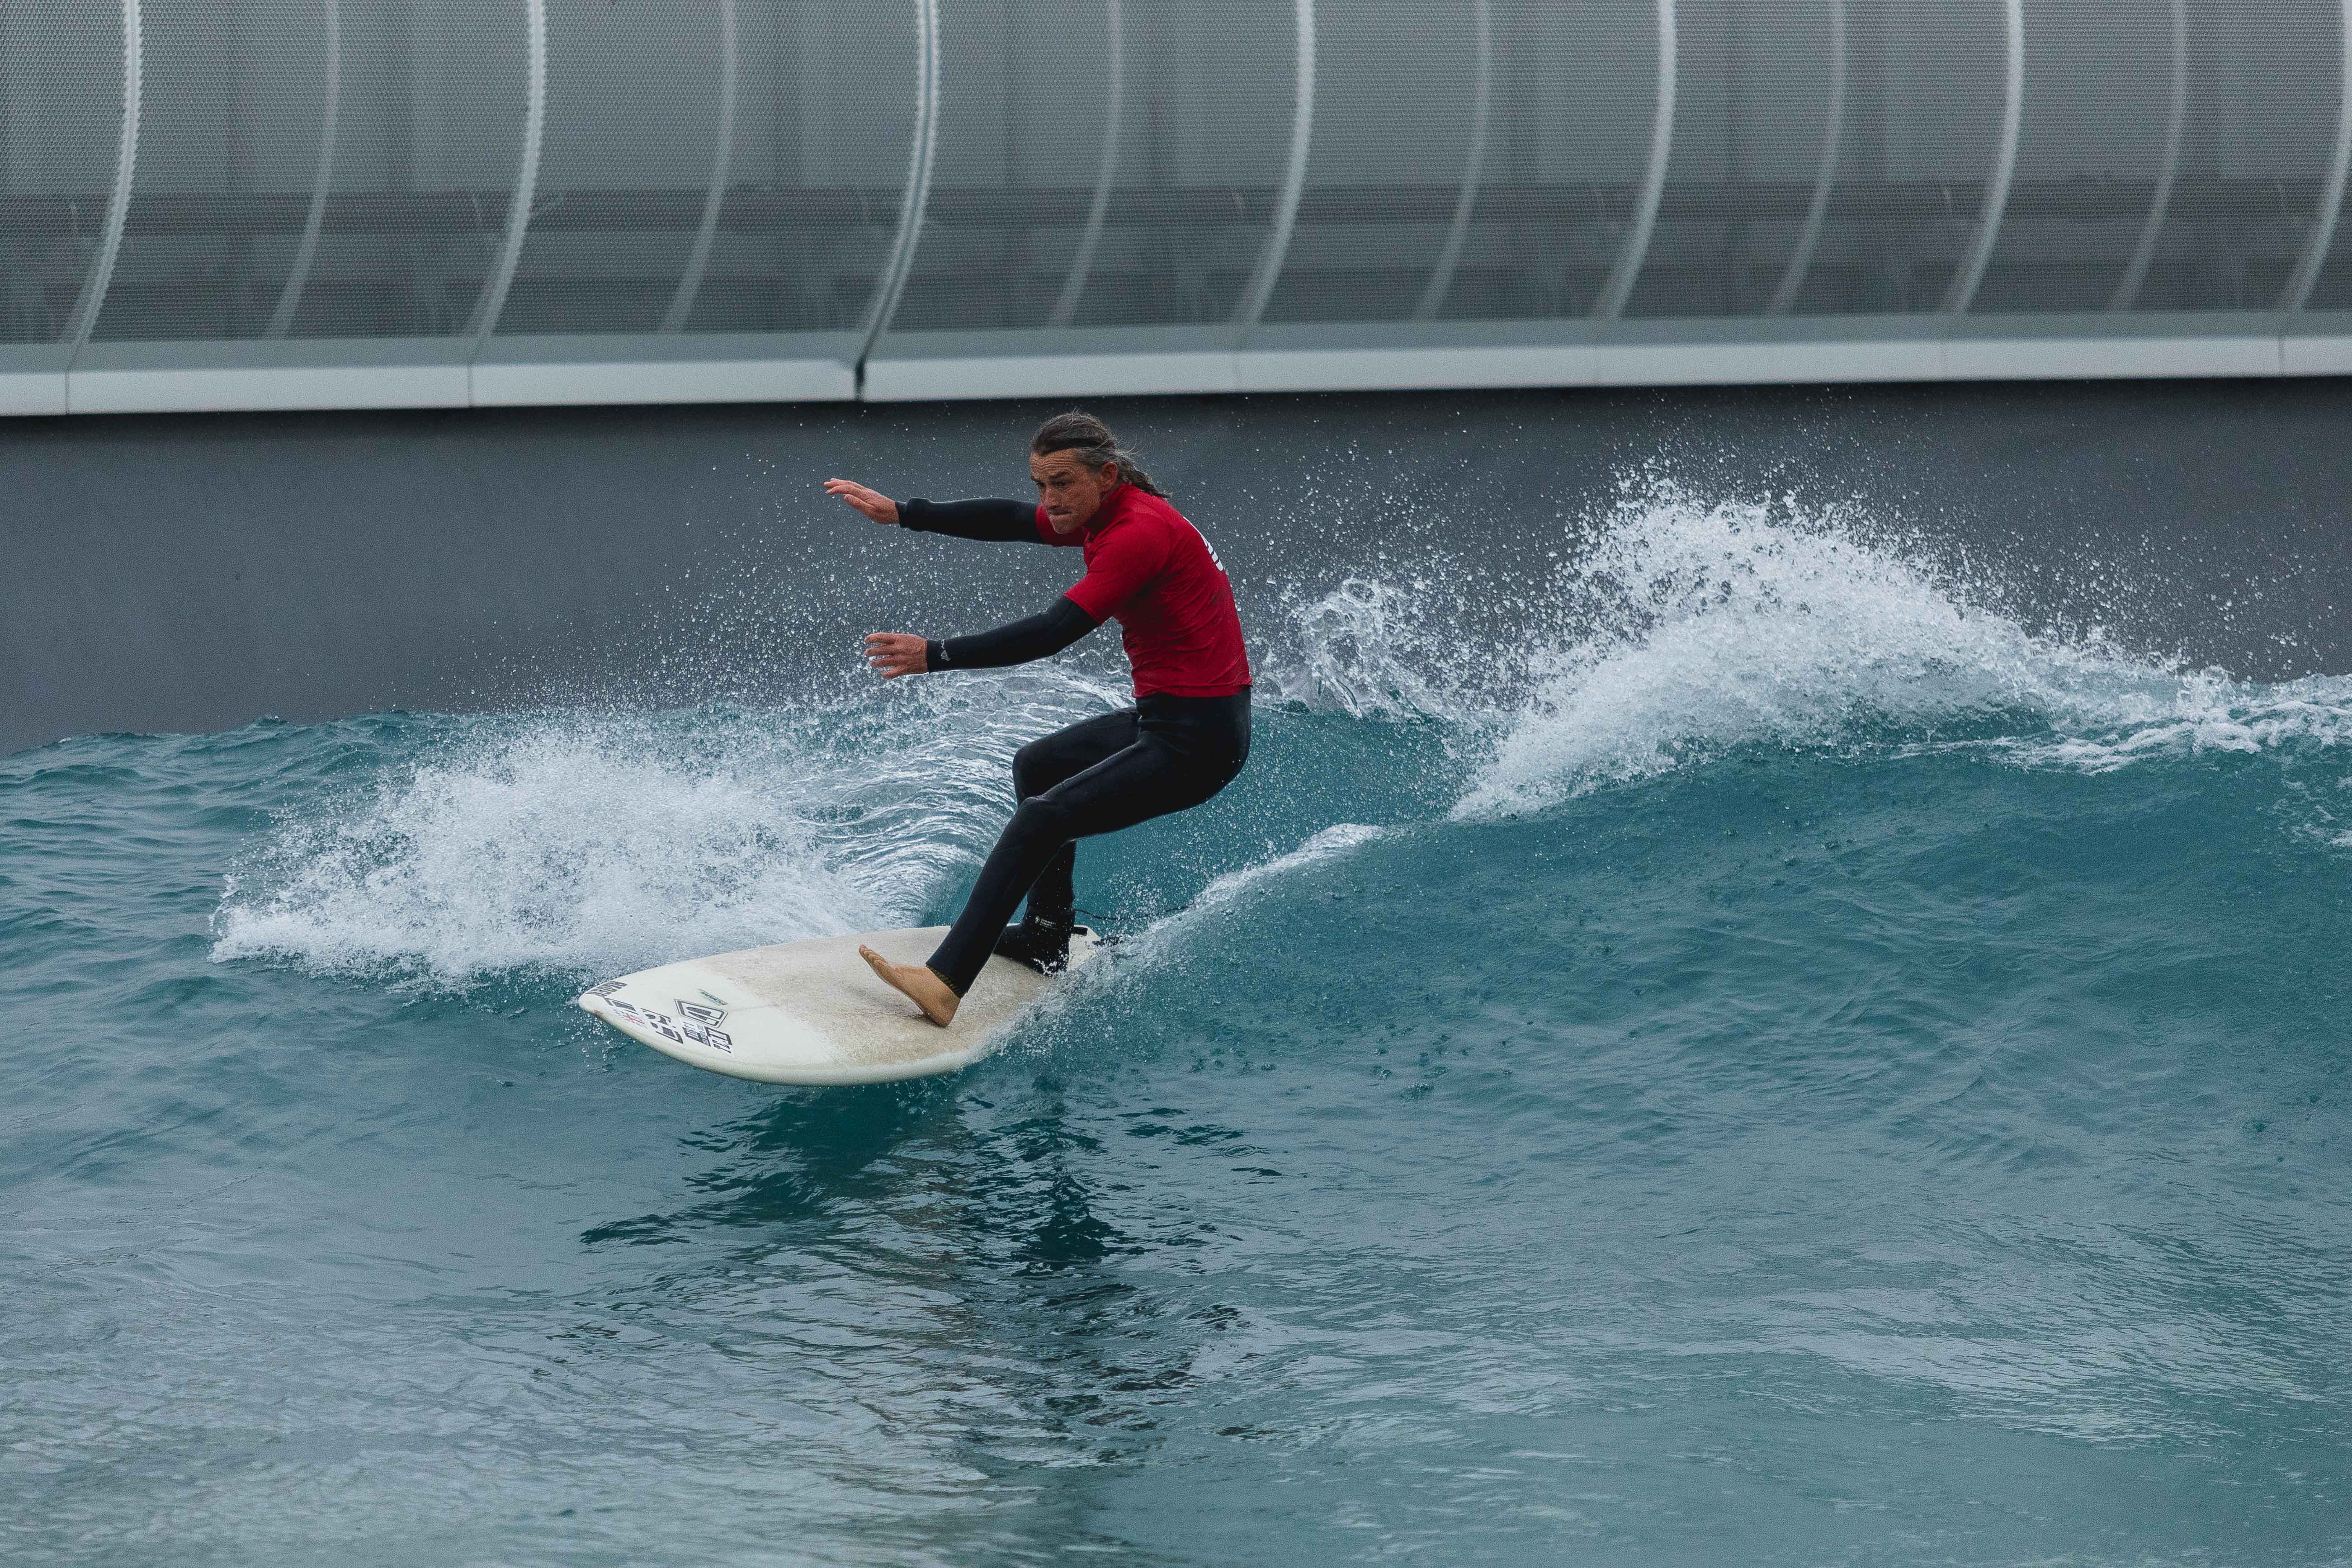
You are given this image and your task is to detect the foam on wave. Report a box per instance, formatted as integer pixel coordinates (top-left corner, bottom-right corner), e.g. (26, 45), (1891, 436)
(1451, 482), (2352, 817)
(210, 675), (1126, 987)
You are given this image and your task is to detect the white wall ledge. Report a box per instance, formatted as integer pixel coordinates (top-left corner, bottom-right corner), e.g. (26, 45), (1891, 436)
(5, 317), (2352, 416)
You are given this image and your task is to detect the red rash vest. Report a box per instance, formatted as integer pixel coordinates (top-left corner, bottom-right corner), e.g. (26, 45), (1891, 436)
(1036, 485), (1252, 699)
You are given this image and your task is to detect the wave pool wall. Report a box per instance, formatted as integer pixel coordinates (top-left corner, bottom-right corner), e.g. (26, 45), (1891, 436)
(8, 378), (2352, 757)
(16, 0), (2352, 414)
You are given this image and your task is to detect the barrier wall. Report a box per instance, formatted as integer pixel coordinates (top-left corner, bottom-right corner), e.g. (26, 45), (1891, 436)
(10, 0), (2352, 413)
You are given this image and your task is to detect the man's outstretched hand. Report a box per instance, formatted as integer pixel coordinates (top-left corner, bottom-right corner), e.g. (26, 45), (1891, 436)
(864, 632), (929, 679)
(826, 478), (900, 525)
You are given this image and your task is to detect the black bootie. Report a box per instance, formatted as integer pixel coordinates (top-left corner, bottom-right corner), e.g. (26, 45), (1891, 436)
(992, 918), (1079, 975)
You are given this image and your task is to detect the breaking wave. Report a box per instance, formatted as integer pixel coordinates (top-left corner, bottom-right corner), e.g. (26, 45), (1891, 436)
(208, 478), (2352, 989)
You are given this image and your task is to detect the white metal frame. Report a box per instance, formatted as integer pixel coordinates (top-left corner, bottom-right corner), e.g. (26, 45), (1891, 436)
(861, 0), (940, 354)
(469, 0), (548, 340)
(2111, 0), (2186, 312)
(1051, 0), (1125, 328)
(663, 0), (738, 334)
(1596, 0), (1676, 320)
(24, 318), (2351, 416)
(2283, 0), (2352, 311)
(266, 0), (340, 339)
(1235, 0), (1318, 327)
(1942, 0), (2022, 314)
(66, 0), (143, 348)
(1768, 0), (1843, 316)
(1413, 0), (1491, 323)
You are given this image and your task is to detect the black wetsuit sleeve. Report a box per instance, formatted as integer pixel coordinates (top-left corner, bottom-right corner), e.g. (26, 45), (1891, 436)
(927, 597), (1098, 672)
(898, 497), (1043, 543)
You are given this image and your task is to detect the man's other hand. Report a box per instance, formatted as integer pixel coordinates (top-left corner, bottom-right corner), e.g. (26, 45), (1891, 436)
(825, 479), (901, 525)
(864, 632), (928, 678)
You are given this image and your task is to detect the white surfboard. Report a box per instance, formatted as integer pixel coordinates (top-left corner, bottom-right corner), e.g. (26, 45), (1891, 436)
(575, 926), (1102, 1086)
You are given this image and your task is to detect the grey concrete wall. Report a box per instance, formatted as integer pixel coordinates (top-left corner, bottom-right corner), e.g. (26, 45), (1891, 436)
(5, 382), (2351, 756)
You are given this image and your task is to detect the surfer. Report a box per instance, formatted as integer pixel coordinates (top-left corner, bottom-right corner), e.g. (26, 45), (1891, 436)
(824, 411), (1253, 1027)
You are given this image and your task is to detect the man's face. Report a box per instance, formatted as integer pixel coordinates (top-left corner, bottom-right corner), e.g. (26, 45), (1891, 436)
(1030, 451), (1119, 534)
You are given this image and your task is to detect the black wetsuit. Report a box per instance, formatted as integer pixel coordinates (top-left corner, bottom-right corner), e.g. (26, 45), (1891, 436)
(902, 496), (1253, 995)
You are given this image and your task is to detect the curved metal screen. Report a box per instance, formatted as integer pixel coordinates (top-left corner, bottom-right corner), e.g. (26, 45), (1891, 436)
(9, 0), (2352, 412)
(1, 0), (127, 348)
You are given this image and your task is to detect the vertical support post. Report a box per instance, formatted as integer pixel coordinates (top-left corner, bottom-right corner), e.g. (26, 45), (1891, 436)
(1234, 0), (1316, 328)
(267, 0), (341, 339)
(470, 0), (548, 340)
(1595, 0), (1676, 320)
(1050, 0), (1124, 328)
(664, 0), (738, 332)
(2111, 0), (2184, 311)
(1941, 0), (2021, 315)
(2281, 0), (2352, 310)
(1413, 0), (1491, 322)
(1768, 0), (1843, 315)
(66, 0), (143, 347)
(861, 0), (940, 352)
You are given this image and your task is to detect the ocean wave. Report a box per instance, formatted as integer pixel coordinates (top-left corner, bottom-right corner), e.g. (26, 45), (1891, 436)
(209, 675), (1126, 987)
(205, 481), (2352, 986)
(1450, 482), (2352, 817)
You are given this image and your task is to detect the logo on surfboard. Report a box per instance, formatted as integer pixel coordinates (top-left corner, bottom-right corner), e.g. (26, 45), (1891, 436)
(596, 994), (733, 1053)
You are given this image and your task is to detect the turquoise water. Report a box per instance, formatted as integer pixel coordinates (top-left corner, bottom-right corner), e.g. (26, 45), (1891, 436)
(7, 490), (2350, 1564)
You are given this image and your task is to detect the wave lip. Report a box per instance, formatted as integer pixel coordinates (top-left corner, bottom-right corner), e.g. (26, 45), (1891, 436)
(1451, 487), (2351, 819)
(1021, 823), (1389, 1030)
(1185, 823), (1387, 916)
(1115, 822), (1387, 970)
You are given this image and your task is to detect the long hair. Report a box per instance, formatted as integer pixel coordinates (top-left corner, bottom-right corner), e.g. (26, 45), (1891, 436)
(1030, 409), (1167, 497)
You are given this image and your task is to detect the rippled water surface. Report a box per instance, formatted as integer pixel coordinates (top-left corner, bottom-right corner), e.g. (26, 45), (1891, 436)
(7, 488), (2350, 1564)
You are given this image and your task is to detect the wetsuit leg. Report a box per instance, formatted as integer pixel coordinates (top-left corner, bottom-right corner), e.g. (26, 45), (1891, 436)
(928, 693), (1252, 995)
(1009, 708), (1138, 929)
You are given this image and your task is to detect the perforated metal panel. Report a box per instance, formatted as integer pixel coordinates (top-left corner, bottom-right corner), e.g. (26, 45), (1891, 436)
(1257, 0), (1485, 325)
(562, 0), (924, 340)
(684, 0), (925, 335)
(264, 0), (534, 339)
(879, 0), (1099, 332)
(0, 0), (125, 345)
(1622, 0), (1837, 319)
(91, 0), (326, 341)
(848, 0), (1334, 335)
(490, 0), (710, 336)
(492, 0), (921, 340)
(15, 0), (2352, 406)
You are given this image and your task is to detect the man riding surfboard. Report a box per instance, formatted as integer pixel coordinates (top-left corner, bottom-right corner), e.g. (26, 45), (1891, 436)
(825, 410), (1253, 1027)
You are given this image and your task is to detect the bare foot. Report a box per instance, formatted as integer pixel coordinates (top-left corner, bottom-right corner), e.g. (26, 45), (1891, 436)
(859, 945), (960, 1027)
